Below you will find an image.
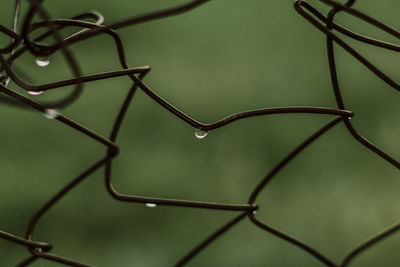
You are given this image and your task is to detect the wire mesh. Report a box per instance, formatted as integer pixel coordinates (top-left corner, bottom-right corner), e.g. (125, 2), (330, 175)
(1, 0), (400, 266)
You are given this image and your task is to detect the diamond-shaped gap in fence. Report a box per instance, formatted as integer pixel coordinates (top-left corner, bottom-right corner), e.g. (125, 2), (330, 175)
(0, 100), (109, 265)
(254, 122), (400, 265)
(327, 36), (400, 162)
(186, 214), (332, 267)
(35, 189), (243, 267)
(111, 88), (336, 206)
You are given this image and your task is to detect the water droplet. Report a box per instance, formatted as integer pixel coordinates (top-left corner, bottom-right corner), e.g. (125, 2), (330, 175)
(252, 210), (257, 216)
(194, 129), (207, 139)
(145, 203), (157, 208)
(28, 90), (44, 96)
(35, 57), (50, 67)
(0, 73), (10, 87)
(2, 77), (10, 87)
(44, 109), (58, 119)
(347, 117), (352, 120)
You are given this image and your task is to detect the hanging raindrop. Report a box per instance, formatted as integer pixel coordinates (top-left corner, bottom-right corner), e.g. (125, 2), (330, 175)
(1, 77), (10, 87)
(44, 109), (58, 119)
(194, 129), (208, 139)
(145, 203), (157, 208)
(35, 57), (50, 67)
(28, 90), (44, 96)
(0, 73), (10, 87)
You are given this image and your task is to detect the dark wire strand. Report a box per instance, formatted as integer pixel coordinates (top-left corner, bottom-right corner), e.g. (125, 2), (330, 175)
(294, 0), (400, 170)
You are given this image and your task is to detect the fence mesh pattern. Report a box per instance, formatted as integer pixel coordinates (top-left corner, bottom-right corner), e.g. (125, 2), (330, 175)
(1, 0), (400, 266)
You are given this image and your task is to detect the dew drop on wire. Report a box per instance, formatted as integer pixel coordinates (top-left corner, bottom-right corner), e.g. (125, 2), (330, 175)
(2, 77), (10, 87)
(35, 57), (50, 67)
(252, 210), (257, 215)
(44, 109), (58, 119)
(145, 203), (157, 208)
(194, 129), (207, 139)
(0, 72), (10, 86)
(28, 90), (44, 96)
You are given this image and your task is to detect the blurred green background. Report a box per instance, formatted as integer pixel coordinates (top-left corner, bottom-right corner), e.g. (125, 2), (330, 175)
(1, 0), (400, 266)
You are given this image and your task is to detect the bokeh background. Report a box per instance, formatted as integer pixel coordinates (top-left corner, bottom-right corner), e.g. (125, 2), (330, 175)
(1, 0), (400, 266)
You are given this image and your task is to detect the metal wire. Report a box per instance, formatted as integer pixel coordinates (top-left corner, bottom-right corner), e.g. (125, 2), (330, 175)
(0, 0), (398, 266)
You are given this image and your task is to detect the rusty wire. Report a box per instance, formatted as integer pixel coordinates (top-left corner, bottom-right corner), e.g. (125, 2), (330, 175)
(0, 0), (399, 266)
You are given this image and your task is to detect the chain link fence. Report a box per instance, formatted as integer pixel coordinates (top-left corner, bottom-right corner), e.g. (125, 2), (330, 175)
(1, 0), (400, 266)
